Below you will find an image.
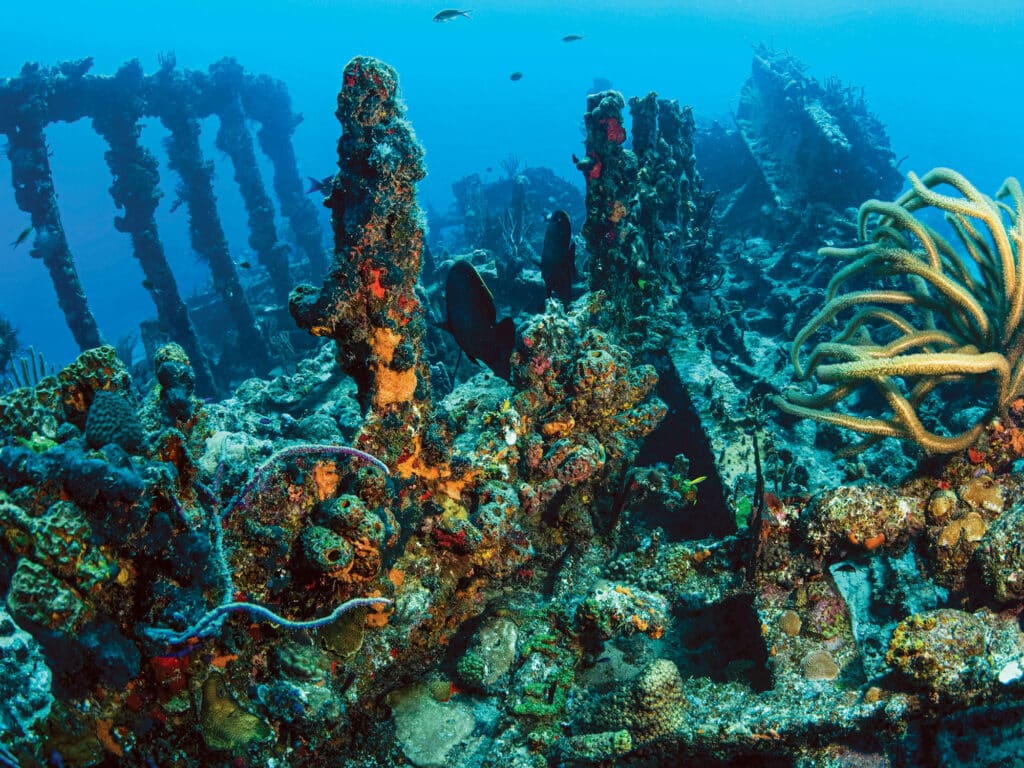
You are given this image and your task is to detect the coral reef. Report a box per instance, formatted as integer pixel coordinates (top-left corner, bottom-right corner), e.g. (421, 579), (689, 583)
(5, 47), (1024, 768)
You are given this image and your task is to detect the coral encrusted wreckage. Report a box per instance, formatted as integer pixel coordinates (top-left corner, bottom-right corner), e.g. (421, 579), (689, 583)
(2, 49), (1024, 768)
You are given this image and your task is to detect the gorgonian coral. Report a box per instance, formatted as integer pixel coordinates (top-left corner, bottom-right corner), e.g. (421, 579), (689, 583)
(775, 167), (1024, 454)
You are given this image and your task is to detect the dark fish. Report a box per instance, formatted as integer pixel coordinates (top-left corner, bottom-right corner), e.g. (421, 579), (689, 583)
(141, 279), (155, 290)
(10, 225), (32, 248)
(562, 34), (584, 42)
(168, 196), (184, 213)
(541, 210), (575, 304)
(439, 260), (515, 380)
(238, 260), (251, 269)
(433, 8), (471, 21)
(306, 175), (333, 195)
(510, 71), (523, 81)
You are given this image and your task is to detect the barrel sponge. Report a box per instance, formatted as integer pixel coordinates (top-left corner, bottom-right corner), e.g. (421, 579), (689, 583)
(85, 390), (144, 453)
(300, 524), (354, 574)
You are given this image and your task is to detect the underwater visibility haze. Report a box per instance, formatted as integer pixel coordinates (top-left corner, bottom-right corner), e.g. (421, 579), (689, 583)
(2, 1), (1024, 766)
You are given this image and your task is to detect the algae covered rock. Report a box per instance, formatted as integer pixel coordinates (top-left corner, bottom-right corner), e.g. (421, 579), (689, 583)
(886, 609), (989, 699)
(387, 682), (477, 768)
(153, 342), (198, 423)
(200, 673), (272, 751)
(6, 558), (91, 633)
(509, 631), (577, 719)
(259, 641), (343, 727)
(576, 580), (668, 642)
(564, 729), (633, 762)
(0, 606), (52, 745)
(975, 499), (1024, 604)
(456, 615), (519, 694)
(800, 484), (923, 558)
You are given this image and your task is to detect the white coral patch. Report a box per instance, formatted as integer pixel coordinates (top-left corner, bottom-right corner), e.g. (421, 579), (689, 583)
(998, 659), (1022, 684)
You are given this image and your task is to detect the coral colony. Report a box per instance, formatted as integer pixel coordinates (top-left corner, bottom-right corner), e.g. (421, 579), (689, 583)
(2, 45), (1024, 768)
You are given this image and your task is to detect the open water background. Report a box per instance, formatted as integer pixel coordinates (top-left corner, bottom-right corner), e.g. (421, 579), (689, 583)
(0, 0), (1021, 369)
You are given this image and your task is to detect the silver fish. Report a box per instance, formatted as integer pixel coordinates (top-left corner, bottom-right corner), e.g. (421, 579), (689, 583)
(433, 9), (471, 22)
(10, 225), (32, 249)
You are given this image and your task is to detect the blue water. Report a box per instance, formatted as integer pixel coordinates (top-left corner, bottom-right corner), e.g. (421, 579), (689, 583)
(1, 0), (1022, 369)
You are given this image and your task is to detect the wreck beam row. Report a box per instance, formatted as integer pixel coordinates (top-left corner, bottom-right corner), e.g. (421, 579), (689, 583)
(0, 57), (324, 381)
(149, 61), (273, 375)
(241, 73), (329, 279)
(210, 58), (293, 305)
(90, 61), (219, 396)
(2, 62), (104, 352)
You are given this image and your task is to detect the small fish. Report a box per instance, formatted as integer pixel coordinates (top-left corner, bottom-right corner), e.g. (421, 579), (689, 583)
(168, 196), (184, 213)
(509, 71), (523, 82)
(438, 260), (515, 380)
(238, 260), (251, 269)
(10, 225), (32, 249)
(433, 8), (471, 22)
(562, 34), (584, 42)
(141, 279), (155, 290)
(306, 175), (333, 195)
(541, 210), (575, 304)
